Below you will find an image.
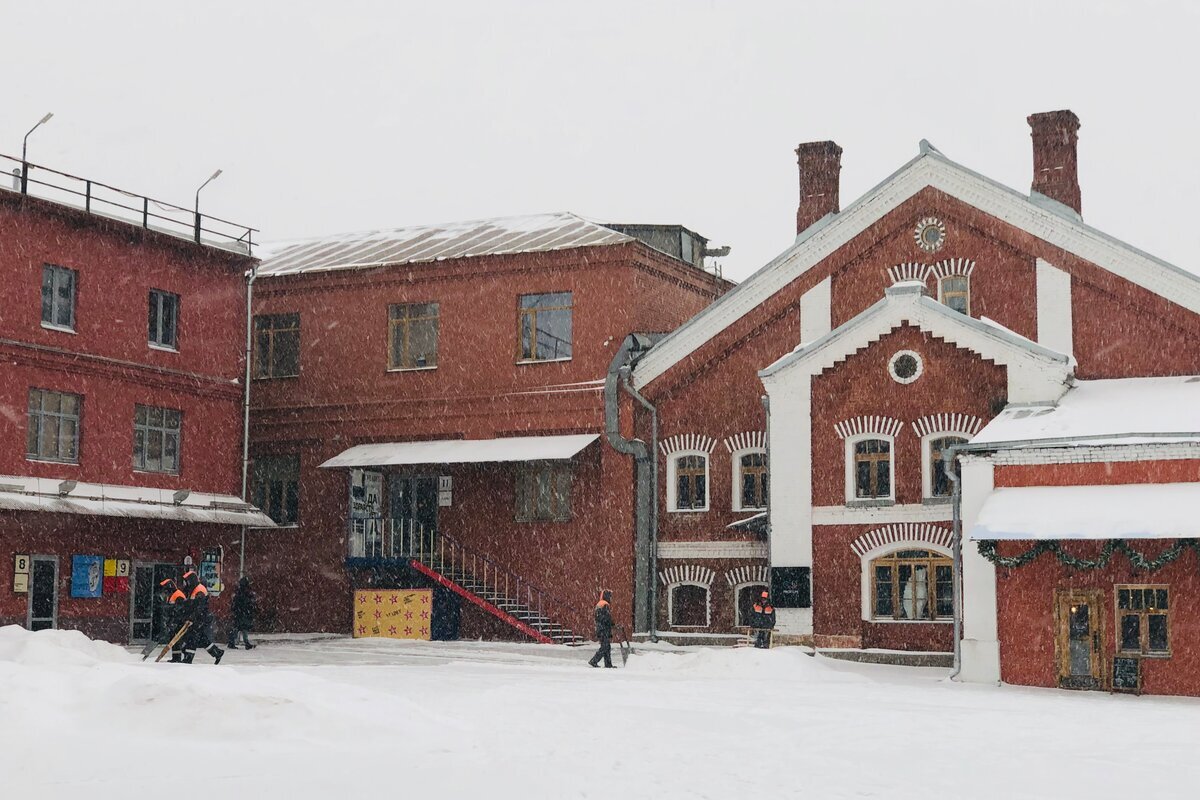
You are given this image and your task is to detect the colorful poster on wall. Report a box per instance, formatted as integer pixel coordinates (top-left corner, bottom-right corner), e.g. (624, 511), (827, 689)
(200, 548), (224, 596)
(101, 558), (130, 594)
(353, 590), (432, 640)
(70, 555), (104, 598)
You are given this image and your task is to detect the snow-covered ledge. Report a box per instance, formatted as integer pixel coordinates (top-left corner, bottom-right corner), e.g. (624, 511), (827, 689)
(958, 456), (1000, 683)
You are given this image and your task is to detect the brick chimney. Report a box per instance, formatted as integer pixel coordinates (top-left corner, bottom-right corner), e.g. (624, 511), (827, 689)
(1028, 110), (1081, 215)
(795, 140), (842, 234)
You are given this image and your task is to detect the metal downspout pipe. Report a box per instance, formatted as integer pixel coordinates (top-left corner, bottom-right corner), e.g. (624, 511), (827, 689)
(238, 262), (259, 579)
(622, 371), (659, 642)
(604, 334), (657, 638)
(942, 428), (1200, 681)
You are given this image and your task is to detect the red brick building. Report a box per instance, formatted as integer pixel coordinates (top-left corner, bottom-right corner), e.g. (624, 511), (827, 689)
(620, 109), (1200, 671)
(246, 213), (729, 640)
(0, 161), (270, 644)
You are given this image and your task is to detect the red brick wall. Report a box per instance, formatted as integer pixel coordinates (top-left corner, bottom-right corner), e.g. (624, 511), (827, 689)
(994, 539), (1200, 696)
(655, 556), (768, 633)
(249, 241), (723, 636)
(997, 460), (1200, 488)
(810, 325), (1007, 506)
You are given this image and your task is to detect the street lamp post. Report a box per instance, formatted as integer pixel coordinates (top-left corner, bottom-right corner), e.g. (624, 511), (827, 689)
(21, 112), (54, 195)
(194, 169), (223, 243)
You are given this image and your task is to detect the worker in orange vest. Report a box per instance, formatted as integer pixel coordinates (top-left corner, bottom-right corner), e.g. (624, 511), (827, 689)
(588, 589), (615, 668)
(159, 577), (188, 663)
(752, 590), (776, 649)
(179, 569), (224, 665)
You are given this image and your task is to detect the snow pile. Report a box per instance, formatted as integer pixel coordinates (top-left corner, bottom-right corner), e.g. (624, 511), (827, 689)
(0, 624), (134, 666)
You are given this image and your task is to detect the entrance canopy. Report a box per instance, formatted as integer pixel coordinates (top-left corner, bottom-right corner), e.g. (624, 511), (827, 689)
(0, 475), (275, 527)
(319, 433), (601, 469)
(970, 483), (1200, 541)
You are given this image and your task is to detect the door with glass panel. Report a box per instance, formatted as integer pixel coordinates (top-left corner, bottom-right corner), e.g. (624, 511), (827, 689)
(1055, 589), (1104, 689)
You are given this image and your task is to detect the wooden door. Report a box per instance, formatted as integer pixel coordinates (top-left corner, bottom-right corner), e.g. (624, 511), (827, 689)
(1055, 589), (1104, 689)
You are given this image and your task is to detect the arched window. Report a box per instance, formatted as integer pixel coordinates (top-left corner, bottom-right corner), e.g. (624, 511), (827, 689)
(734, 450), (768, 511)
(669, 584), (710, 627)
(871, 549), (953, 620)
(735, 583), (769, 627)
(850, 438), (892, 500)
(670, 453), (709, 511)
(927, 435), (968, 498)
(939, 274), (970, 315)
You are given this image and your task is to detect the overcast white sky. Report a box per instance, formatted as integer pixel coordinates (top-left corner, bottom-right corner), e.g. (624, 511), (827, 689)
(5, 1), (1198, 280)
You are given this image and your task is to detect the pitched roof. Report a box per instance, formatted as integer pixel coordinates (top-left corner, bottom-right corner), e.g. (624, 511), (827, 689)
(632, 146), (1200, 390)
(256, 212), (633, 276)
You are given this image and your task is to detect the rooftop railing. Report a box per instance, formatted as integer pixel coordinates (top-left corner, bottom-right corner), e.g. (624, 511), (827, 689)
(0, 153), (257, 256)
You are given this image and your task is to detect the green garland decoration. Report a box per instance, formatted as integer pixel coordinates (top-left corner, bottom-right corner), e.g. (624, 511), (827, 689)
(976, 538), (1200, 572)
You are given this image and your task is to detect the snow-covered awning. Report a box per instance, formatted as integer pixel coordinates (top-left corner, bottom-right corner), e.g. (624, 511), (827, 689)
(726, 512), (768, 535)
(320, 433), (601, 469)
(0, 476), (275, 527)
(969, 483), (1200, 541)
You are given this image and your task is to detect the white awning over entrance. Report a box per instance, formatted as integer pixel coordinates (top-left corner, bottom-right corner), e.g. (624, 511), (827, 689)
(319, 433), (601, 469)
(969, 483), (1200, 541)
(0, 475), (275, 527)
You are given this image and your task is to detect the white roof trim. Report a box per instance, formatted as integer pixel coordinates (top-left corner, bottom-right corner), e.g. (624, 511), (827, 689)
(970, 483), (1200, 541)
(632, 150), (1200, 390)
(0, 476), (274, 527)
(760, 282), (1070, 380)
(319, 433), (600, 469)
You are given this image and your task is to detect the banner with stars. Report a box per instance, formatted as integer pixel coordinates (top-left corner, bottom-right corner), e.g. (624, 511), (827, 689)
(353, 590), (433, 640)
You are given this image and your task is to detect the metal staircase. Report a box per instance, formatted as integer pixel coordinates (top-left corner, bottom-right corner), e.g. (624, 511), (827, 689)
(349, 518), (588, 645)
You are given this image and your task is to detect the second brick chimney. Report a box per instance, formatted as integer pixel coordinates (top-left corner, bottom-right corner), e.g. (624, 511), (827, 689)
(796, 140), (842, 234)
(1028, 110), (1082, 215)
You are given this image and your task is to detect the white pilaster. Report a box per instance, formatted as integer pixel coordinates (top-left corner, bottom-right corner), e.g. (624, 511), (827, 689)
(1035, 258), (1073, 357)
(958, 456), (1000, 683)
(799, 276), (832, 344)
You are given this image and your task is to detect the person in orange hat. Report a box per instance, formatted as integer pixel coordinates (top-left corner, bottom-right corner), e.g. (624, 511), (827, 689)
(158, 577), (187, 663)
(752, 589), (776, 649)
(588, 589), (615, 668)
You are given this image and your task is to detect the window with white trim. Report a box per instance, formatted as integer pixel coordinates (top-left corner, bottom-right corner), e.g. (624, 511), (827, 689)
(669, 452), (709, 511)
(939, 274), (970, 315)
(27, 388), (82, 463)
(926, 434), (967, 498)
(133, 404), (181, 473)
(42, 264), (77, 330)
(847, 436), (893, 501)
(733, 450), (768, 511)
(871, 549), (953, 621)
(148, 289), (179, 349)
(669, 583), (710, 627)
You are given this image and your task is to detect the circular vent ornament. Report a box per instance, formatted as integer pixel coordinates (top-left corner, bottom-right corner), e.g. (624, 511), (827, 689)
(914, 217), (947, 253)
(888, 350), (924, 384)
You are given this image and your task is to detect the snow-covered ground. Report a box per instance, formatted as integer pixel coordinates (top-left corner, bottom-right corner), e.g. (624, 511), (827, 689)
(2, 626), (1198, 799)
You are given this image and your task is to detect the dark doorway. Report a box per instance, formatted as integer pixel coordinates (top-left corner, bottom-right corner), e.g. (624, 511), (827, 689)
(389, 475), (438, 532)
(27, 556), (58, 631)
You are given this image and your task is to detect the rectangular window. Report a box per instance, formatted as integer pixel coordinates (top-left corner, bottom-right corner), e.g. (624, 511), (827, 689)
(1116, 585), (1170, 656)
(27, 388), (82, 463)
(133, 405), (182, 473)
(940, 275), (970, 315)
(674, 454), (707, 511)
(518, 292), (572, 361)
(252, 454), (300, 525)
(871, 550), (953, 621)
(739, 452), (768, 510)
(853, 439), (891, 499)
(515, 464), (572, 522)
(253, 313), (300, 379)
(41, 265), (77, 330)
(148, 289), (180, 349)
(388, 303), (439, 370)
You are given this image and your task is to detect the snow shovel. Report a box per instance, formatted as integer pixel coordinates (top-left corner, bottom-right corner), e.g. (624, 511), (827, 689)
(617, 624), (632, 666)
(151, 621), (191, 662)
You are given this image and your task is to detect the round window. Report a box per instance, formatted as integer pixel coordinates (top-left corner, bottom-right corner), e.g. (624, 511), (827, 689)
(888, 350), (924, 384)
(913, 217), (947, 253)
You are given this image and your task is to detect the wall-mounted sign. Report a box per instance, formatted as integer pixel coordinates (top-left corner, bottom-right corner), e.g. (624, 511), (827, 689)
(438, 476), (452, 492)
(70, 555), (104, 598)
(116, 560), (130, 577)
(200, 547), (224, 596)
(14, 554), (30, 575)
(438, 489), (452, 507)
(13, 573), (29, 593)
(350, 469), (384, 519)
(102, 559), (130, 594)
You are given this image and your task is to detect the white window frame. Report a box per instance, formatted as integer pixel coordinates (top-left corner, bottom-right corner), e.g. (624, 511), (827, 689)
(667, 581), (711, 628)
(730, 447), (768, 512)
(858, 540), (954, 623)
(844, 433), (896, 504)
(666, 450), (710, 513)
(732, 581), (770, 627)
(921, 431), (972, 500)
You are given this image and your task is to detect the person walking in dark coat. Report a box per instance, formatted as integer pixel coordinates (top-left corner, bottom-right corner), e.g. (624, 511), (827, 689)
(159, 577), (188, 663)
(227, 576), (257, 649)
(588, 589), (615, 668)
(752, 590), (776, 649)
(180, 569), (224, 664)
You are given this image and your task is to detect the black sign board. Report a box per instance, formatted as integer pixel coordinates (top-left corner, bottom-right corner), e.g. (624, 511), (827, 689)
(1112, 657), (1141, 692)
